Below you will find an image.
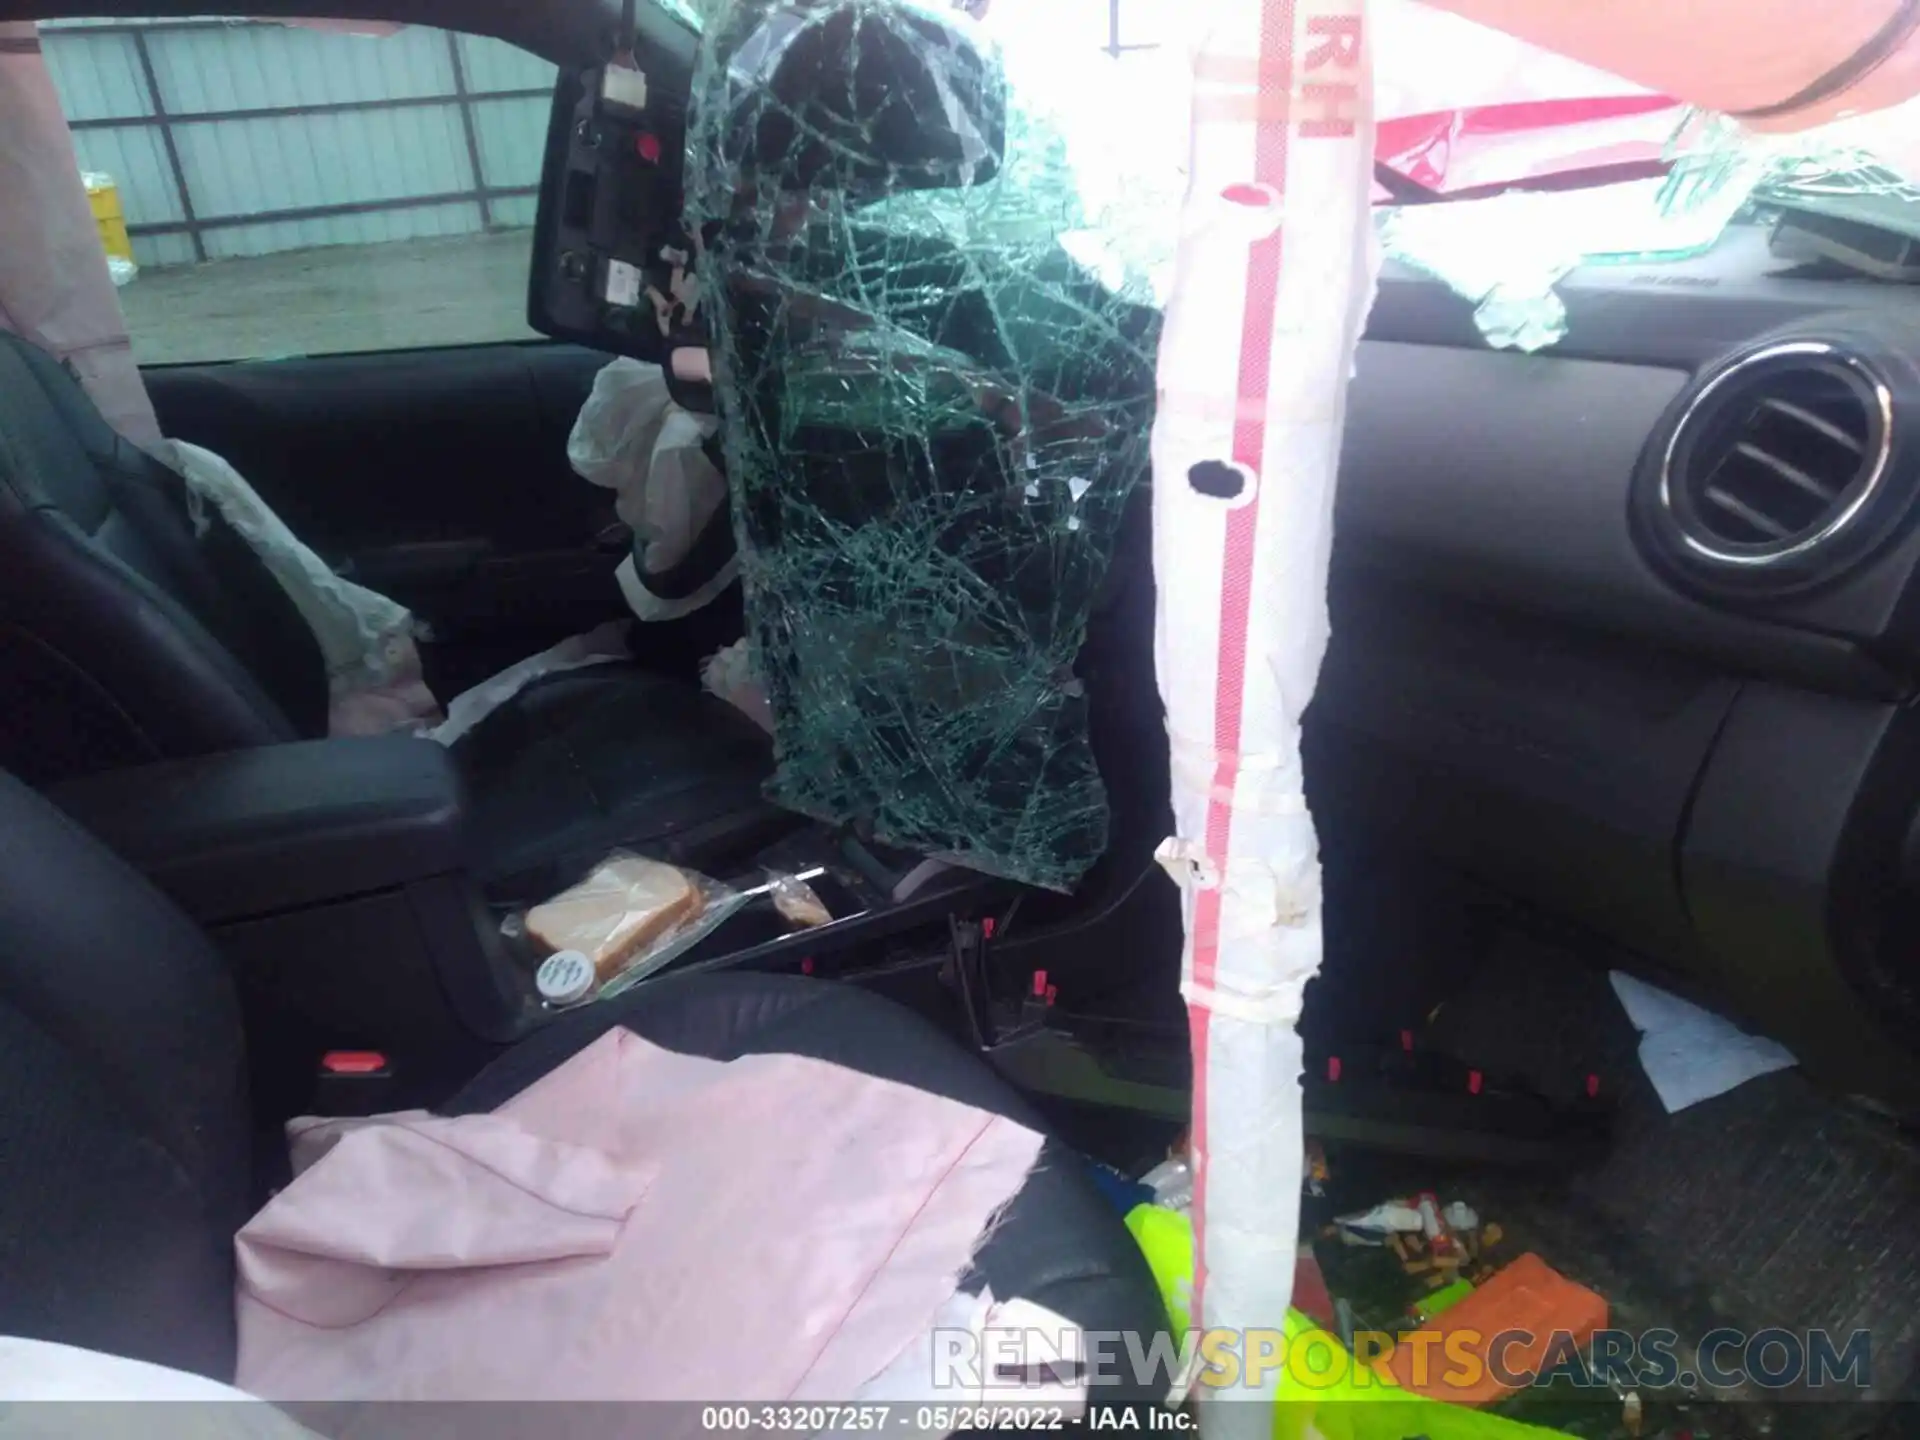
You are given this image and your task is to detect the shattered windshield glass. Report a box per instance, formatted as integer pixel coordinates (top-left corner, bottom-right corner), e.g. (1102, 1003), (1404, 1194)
(1356, 7), (1920, 349)
(685, 0), (1174, 889)
(1379, 103), (1920, 350)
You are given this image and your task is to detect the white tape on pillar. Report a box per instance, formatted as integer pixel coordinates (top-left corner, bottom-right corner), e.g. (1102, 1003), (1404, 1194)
(1148, 1), (1379, 1433)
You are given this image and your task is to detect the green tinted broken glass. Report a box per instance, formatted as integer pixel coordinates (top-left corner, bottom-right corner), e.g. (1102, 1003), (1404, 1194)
(686, 0), (1161, 889)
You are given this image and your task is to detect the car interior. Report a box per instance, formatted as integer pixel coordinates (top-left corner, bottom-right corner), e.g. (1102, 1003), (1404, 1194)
(6, 0), (1920, 1417)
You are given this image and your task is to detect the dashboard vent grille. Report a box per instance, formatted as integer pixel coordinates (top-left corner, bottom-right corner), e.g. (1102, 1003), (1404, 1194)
(1660, 344), (1893, 574)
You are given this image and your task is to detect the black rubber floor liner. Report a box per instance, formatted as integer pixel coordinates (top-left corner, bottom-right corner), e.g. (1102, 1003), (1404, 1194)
(1419, 934), (1920, 1440)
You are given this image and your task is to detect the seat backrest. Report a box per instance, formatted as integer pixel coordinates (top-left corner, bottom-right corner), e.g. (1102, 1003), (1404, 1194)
(0, 769), (249, 1380)
(0, 332), (329, 785)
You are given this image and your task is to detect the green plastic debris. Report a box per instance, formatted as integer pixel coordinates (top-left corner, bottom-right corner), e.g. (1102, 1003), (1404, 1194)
(1125, 1202), (1195, 1334)
(1122, 1204), (1576, 1440)
(1414, 1278), (1477, 1321)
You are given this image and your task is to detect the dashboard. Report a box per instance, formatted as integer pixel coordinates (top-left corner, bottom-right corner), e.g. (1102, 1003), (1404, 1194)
(1318, 222), (1920, 1113)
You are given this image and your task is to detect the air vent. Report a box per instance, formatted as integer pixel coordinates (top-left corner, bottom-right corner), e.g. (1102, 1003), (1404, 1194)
(1658, 341), (1894, 579)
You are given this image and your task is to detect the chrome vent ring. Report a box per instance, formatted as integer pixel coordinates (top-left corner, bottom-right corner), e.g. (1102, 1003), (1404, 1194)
(1658, 341), (1895, 577)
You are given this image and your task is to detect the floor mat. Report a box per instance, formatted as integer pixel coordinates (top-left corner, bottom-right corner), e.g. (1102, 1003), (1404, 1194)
(1416, 935), (1920, 1438)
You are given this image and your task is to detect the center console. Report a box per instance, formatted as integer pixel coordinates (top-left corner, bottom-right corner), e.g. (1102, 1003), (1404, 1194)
(52, 736), (1014, 1122)
(51, 739), (530, 1118)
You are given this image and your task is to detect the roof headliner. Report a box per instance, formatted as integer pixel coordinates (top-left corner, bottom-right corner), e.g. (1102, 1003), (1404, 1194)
(1, 0), (695, 71)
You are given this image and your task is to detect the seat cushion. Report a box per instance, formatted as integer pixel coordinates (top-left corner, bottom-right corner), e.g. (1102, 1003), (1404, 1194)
(453, 663), (796, 896)
(446, 972), (1170, 1401)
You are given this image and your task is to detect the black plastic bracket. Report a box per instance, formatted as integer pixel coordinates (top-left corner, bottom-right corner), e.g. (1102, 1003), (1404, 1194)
(948, 915), (999, 1049)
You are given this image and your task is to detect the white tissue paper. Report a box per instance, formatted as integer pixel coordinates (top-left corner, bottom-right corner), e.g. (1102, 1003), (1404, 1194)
(1610, 971), (1798, 1114)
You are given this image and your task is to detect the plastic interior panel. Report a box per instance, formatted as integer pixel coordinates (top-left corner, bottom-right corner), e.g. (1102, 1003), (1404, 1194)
(1310, 585), (1740, 965)
(1681, 684), (1920, 1112)
(529, 65), (692, 363)
(47, 738), (472, 924)
(1340, 341), (1909, 697)
(216, 884), (511, 1122)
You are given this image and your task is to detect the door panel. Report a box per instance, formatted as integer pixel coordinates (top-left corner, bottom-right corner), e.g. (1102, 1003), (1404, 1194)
(146, 341), (623, 666)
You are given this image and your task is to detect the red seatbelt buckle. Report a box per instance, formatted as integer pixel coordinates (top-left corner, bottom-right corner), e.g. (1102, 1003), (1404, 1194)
(322, 1051), (389, 1076)
(316, 1051), (396, 1118)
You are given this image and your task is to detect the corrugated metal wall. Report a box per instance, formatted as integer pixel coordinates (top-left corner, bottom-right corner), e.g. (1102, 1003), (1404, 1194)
(41, 18), (555, 269)
(39, 6), (1159, 273)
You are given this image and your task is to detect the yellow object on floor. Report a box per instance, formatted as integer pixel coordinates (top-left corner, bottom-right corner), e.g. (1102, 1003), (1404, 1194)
(84, 174), (132, 264)
(1122, 1203), (1574, 1440)
(1271, 1308), (1574, 1440)
(1125, 1201), (1197, 1333)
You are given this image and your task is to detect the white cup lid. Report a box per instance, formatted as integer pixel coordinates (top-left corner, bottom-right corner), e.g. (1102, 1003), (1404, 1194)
(537, 950), (596, 1006)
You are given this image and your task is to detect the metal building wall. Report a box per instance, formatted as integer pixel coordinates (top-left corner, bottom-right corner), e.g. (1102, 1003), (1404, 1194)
(40, 18), (556, 270)
(38, 5), (1160, 273)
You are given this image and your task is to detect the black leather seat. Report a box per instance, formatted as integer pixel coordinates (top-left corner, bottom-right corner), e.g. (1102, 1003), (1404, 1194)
(0, 331), (784, 888)
(0, 770), (1166, 1397)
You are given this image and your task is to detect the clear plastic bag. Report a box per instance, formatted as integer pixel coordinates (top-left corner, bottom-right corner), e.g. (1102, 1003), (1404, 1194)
(1139, 1158), (1193, 1213)
(508, 859), (843, 1004)
(766, 870), (832, 930)
(510, 852), (739, 1001)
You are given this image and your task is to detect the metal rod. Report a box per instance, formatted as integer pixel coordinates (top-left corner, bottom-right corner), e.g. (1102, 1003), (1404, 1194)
(124, 185), (539, 238)
(65, 87), (550, 132)
(444, 30), (494, 229)
(734, 867), (830, 903)
(129, 26), (206, 263)
(1107, 0), (1123, 56)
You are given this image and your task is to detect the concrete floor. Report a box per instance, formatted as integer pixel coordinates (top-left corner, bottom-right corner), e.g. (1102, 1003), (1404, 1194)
(119, 230), (542, 367)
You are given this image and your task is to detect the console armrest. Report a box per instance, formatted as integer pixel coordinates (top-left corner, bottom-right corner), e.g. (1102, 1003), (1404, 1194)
(50, 738), (470, 924)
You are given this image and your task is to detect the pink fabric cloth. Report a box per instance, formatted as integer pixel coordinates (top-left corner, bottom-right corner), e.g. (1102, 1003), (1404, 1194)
(237, 1030), (1043, 1416)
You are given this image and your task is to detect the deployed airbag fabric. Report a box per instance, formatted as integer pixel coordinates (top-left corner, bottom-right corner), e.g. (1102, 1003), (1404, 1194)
(0, 23), (159, 448)
(236, 1028), (1045, 1419)
(569, 357), (738, 622)
(157, 440), (438, 738)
